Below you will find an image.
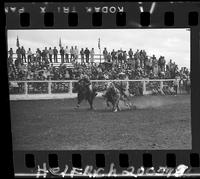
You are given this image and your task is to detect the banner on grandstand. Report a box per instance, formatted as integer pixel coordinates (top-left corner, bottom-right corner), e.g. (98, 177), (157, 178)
(98, 38), (101, 49)
(16, 36), (20, 48)
(59, 37), (62, 48)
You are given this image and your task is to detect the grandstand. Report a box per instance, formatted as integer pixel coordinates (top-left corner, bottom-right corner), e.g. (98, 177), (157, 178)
(8, 47), (190, 100)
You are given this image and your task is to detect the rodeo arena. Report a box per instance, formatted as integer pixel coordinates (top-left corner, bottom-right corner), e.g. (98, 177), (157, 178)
(9, 37), (191, 150)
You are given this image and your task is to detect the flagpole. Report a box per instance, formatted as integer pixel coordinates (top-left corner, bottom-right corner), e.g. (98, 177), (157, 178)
(16, 36), (20, 48)
(100, 47), (101, 64)
(98, 38), (101, 64)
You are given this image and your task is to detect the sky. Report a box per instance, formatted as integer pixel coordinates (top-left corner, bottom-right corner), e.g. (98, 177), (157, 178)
(7, 29), (190, 69)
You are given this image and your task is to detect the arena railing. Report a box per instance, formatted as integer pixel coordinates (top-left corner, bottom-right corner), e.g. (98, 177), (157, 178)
(9, 79), (185, 100)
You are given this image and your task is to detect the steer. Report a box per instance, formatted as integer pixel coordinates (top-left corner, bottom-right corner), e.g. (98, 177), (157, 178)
(103, 82), (121, 112)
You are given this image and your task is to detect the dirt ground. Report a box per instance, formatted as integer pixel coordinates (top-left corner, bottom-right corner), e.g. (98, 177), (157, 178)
(10, 95), (191, 150)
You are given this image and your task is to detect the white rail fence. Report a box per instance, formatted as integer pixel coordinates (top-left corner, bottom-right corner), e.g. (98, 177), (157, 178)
(8, 79), (186, 100)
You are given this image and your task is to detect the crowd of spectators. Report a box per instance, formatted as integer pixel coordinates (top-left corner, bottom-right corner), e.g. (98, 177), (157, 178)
(8, 46), (190, 82)
(8, 45), (191, 95)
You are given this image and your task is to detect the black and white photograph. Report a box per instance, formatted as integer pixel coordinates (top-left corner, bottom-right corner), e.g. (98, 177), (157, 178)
(8, 29), (191, 150)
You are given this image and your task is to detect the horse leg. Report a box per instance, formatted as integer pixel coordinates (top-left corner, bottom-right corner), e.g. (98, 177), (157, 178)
(112, 101), (117, 112)
(88, 99), (94, 110)
(76, 94), (83, 108)
(113, 100), (120, 112)
(77, 99), (82, 108)
(117, 100), (121, 111)
(106, 100), (110, 107)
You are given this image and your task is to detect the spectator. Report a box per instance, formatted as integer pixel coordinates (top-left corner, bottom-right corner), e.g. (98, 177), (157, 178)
(70, 46), (75, 62)
(166, 59), (172, 72)
(27, 48), (32, 63)
(90, 48), (95, 65)
(16, 47), (21, 61)
(128, 48), (133, 59)
(107, 52), (112, 63)
(135, 55), (140, 69)
(64, 46), (70, 63)
(80, 48), (84, 64)
(36, 48), (42, 62)
(44, 47), (49, 57)
(60, 47), (65, 63)
(159, 56), (166, 72)
(139, 50), (144, 68)
(103, 48), (108, 61)
(123, 51), (127, 64)
(53, 47), (58, 63)
(65, 69), (70, 79)
(111, 49), (116, 62)
(48, 47), (53, 63)
(84, 48), (90, 63)
(118, 49), (123, 66)
(152, 56), (158, 76)
(149, 57), (153, 74)
(74, 46), (79, 62)
(134, 49), (140, 60)
(42, 47), (49, 64)
(21, 46), (26, 63)
(8, 48), (13, 58)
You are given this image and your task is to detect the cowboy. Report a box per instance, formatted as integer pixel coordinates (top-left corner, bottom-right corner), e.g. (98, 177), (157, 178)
(76, 74), (97, 109)
(78, 74), (91, 90)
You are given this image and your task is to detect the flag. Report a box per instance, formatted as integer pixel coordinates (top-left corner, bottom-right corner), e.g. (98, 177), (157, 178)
(98, 38), (100, 49)
(59, 38), (62, 48)
(16, 36), (20, 48)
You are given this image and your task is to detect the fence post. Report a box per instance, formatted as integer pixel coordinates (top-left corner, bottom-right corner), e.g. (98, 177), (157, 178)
(126, 80), (129, 92)
(48, 81), (52, 94)
(143, 81), (146, 95)
(24, 82), (28, 95)
(177, 79), (180, 94)
(160, 81), (163, 90)
(69, 81), (73, 94)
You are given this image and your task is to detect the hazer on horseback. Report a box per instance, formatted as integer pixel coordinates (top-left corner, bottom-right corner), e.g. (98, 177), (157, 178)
(75, 74), (97, 109)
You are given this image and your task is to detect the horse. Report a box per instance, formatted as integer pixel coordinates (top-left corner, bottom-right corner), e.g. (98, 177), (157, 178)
(74, 81), (97, 110)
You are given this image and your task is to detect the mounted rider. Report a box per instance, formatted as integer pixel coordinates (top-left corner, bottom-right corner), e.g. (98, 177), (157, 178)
(76, 73), (97, 109)
(78, 73), (91, 92)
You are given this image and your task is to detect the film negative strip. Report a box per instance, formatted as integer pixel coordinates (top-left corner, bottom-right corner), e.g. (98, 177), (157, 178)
(4, 1), (200, 178)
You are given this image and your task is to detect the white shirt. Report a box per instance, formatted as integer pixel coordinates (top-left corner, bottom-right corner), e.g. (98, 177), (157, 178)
(27, 50), (32, 56)
(49, 49), (53, 55)
(64, 48), (70, 54)
(74, 48), (79, 55)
